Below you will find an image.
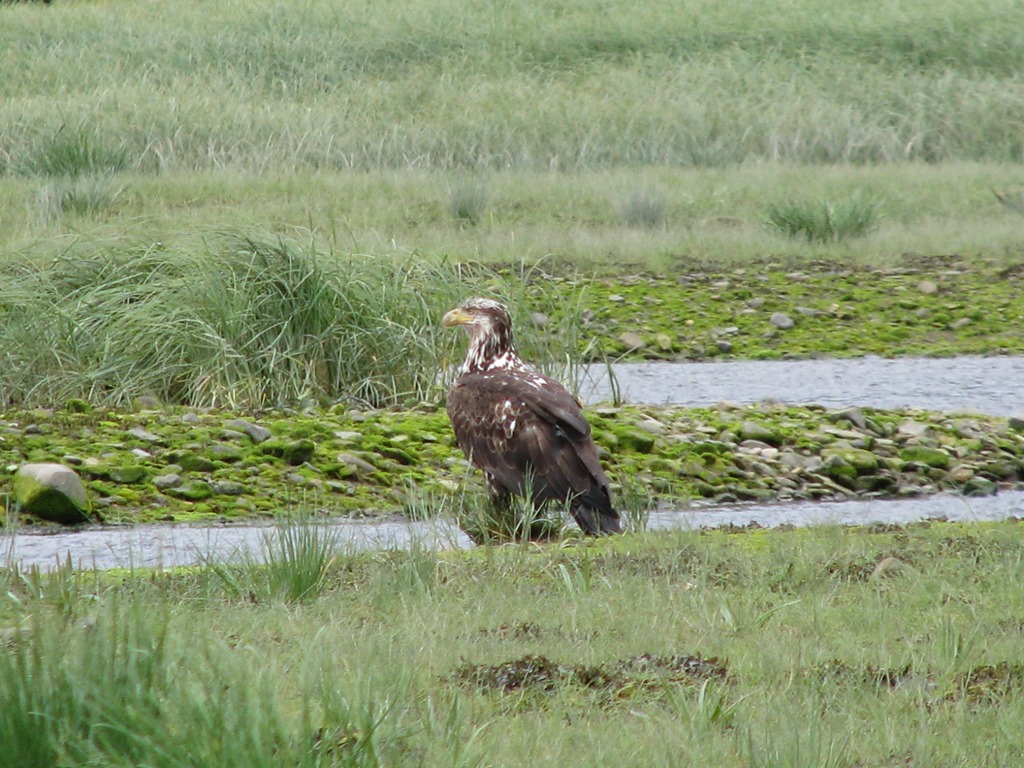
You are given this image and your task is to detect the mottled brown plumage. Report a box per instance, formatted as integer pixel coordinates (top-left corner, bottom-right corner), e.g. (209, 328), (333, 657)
(443, 298), (620, 535)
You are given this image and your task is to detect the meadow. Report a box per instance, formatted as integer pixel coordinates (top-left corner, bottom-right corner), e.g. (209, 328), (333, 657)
(3, 520), (1024, 767)
(3, 2), (1024, 764)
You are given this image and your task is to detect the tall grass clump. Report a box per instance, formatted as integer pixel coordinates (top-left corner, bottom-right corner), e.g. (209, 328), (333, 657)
(446, 177), (491, 225)
(616, 187), (668, 228)
(205, 517), (342, 603)
(765, 193), (882, 242)
(0, 233), (469, 408)
(17, 124), (131, 178)
(0, 598), (398, 767)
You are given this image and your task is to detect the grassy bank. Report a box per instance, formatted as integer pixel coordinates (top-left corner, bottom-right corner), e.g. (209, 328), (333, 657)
(3, 521), (1024, 765)
(3, 0), (1023, 175)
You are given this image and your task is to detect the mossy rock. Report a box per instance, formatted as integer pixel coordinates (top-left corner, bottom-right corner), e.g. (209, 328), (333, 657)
(166, 481), (214, 501)
(611, 426), (656, 453)
(898, 446), (951, 469)
(821, 447), (879, 475)
(259, 438), (317, 466)
(165, 451), (218, 473)
(13, 463), (92, 525)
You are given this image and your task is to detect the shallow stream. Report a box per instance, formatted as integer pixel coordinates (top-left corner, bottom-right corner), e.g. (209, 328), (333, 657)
(3, 355), (1022, 571)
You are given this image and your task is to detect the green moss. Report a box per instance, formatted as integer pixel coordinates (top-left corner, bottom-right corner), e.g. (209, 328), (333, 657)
(899, 446), (951, 469)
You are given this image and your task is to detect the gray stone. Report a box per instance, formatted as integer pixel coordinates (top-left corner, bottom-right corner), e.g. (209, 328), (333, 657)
(769, 312), (795, 330)
(211, 480), (246, 496)
(530, 312), (549, 328)
(829, 406), (868, 430)
(13, 463), (91, 524)
(337, 452), (378, 475)
(225, 419), (272, 443)
(963, 477), (998, 497)
(128, 427), (161, 443)
(153, 473), (183, 490)
(618, 331), (646, 351)
(917, 280), (938, 294)
(1010, 416), (1024, 433)
(715, 340), (734, 353)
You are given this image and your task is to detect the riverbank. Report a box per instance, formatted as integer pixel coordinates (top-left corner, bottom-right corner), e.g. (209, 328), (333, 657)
(4, 398), (1023, 528)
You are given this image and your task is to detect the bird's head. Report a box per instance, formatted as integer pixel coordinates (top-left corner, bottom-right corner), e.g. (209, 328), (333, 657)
(443, 298), (520, 372)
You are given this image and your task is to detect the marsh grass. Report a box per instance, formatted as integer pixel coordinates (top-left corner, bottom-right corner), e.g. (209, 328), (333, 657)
(205, 516), (342, 603)
(616, 187), (668, 229)
(34, 175), (126, 224)
(0, 231), (591, 409)
(765, 193), (883, 242)
(446, 177), (491, 225)
(2, 522), (1024, 765)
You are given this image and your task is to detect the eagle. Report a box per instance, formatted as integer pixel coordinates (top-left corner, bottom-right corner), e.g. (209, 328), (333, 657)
(442, 298), (621, 536)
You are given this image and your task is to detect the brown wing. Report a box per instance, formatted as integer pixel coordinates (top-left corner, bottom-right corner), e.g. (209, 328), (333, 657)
(446, 369), (614, 516)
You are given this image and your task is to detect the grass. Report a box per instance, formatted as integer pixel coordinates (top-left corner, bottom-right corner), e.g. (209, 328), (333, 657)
(0, 233), (598, 409)
(2, 0), (1023, 175)
(765, 193), (882, 242)
(2, 521), (1024, 766)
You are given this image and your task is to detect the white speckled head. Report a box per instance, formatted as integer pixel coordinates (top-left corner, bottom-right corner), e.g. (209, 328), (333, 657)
(443, 298), (529, 374)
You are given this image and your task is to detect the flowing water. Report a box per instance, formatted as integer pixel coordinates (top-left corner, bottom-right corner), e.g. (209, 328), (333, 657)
(579, 355), (1024, 415)
(4, 491), (1023, 572)
(4, 355), (1023, 571)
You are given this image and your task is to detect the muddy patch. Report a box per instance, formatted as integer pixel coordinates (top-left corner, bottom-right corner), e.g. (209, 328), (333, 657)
(450, 652), (727, 697)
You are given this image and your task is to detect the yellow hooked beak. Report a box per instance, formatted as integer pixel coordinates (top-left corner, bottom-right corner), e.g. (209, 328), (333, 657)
(442, 307), (472, 327)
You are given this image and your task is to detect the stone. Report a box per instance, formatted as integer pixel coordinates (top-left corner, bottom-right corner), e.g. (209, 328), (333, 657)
(108, 465), (148, 484)
(738, 421), (780, 445)
(167, 481), (213, 501)
(128, 427), (162, 443)
(899, 446), (950, 469)
(769, 312), (795, 330)
(1009, 416), (1024, 433)
(211, 480), (246, 496)
(829, 406), (868, 431)
(336, 452), (378, 475)
(715, 340), (734, 353)
(13, 463), (91, 524)
(225, 418), (272, 443)
(618, 331), (646, 351)
(821, 447), (879, 475)
(530, 312), (549, 328)
(917, 280), (938, 294)
(153, 473), (183, 490)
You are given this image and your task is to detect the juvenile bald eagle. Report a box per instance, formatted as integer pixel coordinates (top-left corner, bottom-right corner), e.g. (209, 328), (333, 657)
(443, 298), (621, 536)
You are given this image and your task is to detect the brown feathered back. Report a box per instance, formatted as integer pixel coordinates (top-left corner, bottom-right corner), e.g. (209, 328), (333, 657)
(443, 298), (620, 535)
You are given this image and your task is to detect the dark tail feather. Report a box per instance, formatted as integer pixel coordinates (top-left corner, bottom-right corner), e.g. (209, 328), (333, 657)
(572, 505), (622, 536)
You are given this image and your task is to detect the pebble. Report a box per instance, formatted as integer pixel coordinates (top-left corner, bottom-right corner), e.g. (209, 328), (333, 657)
(769, 312), (795, 330)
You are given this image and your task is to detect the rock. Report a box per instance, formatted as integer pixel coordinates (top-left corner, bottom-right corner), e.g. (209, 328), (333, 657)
(13, 463), (91, 524)
(821, 447), (879, 475)
(211, 480), (246, 496)
(618, 331), (646, 351)
(715, 340), (733, 353)
(917, 280), (938, 294)
(1009, 416), (1024, 433)
(829, 406), (868, 430)
(225, 418), (272, 443)
(133, 396), (162, 411)
(166, 481), (214, 501)
(738, 421), (780, 445)
(899, 446), (951, 469)
(769, 312), (795, 330)
(108, 465), (148, 484)
(128, 426), (162, 443)
(611, 426), (656, 453)
(208, 444), (244, 462)
(168, 452), (217, 473)
(181, 412), (201, 424)
(897, 420), (930, 438)
(153, 473), (183, 490)
(530, 312), (549, 328)
(337, 452), (378, 475)
(633, 417), (669, 436)
(963, 477), (998, 497)
(950, 317), (972, 330)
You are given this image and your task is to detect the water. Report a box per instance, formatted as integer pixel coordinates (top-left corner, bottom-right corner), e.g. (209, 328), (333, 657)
(580, 355), (1024, 416)
(4, 491), (1023, 572)
(4, 355), (1023, 571)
